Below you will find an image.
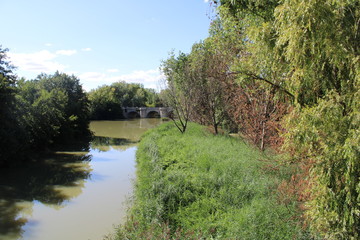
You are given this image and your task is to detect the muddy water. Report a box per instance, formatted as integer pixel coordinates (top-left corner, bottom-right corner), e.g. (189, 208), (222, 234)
(0, 119), (161, 240)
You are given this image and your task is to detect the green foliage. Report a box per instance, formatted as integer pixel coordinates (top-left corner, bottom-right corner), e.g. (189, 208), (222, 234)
(16, 80), (67, 149)
(218, 0), (279, 21)
(161, 37), (234, 134)
(275, 0), (359, 106)
(0, 67), (90, 165)
(284, 91), (360, 239)
(115, 123), (304, 239)
(88, 81), (162, 120)
(88, 85), (123, 120)
(213, 0), (360, 238)
(34, 72), (90, 142)
(160, 52), (193, 133)
(0, 46), (19, 164)
(274, 1), (359, 238)
(188, 40), (229, 134)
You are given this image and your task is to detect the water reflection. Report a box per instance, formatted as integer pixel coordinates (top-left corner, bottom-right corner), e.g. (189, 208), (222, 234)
(91, 136), (138, 152)
(0, 119), (162, 240)
(90, 119), (160, 140)
(0, 152), (92, 239)
(90, 119), (162, 152)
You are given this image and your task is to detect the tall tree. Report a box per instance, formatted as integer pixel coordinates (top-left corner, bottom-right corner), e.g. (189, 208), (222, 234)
(205, 6), (290, 147)
(16, 79), (67, 150)
(0, 46), (19, 165)
(36, 72), (90, 142)
(275, 1), (360, 238)
(161, 52), (193, 133)
(188, 41), (229, 134)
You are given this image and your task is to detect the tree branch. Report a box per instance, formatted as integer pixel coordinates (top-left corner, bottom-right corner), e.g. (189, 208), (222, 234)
(227, 71), (295, 99)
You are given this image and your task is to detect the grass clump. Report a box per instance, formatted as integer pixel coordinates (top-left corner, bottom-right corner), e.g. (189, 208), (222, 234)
(112, 122), (305, 239)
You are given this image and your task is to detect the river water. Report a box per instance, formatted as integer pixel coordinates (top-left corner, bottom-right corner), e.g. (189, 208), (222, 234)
(0, 119), (161, 240)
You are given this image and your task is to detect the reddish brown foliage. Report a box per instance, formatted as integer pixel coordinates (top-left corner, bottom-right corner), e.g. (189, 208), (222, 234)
(225, 79), (290, 151)
(276, 159), (315, 231)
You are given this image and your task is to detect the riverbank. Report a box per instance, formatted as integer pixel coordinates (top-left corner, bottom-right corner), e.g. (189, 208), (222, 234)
(111, 122), (307, 239)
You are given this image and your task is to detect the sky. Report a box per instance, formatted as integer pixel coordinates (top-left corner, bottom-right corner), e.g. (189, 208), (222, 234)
(2, 0), (214, 91)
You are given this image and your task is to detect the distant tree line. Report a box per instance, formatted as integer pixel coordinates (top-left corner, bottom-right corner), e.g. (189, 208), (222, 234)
(88, 82), (162, 120)
(161, 1), (359, 238)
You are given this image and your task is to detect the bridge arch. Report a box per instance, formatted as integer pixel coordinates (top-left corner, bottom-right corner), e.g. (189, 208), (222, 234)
(146, 111), (160, 118)
(126, 111), (140, 118)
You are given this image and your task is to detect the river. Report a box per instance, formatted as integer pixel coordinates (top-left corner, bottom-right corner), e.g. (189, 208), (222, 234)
(0, 119), (162, 240)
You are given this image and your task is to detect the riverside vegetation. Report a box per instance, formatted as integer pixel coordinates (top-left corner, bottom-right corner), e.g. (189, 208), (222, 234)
(111, 122), (308, 239)
(1, 0), (359, 238)
(151, 1), (359, 239)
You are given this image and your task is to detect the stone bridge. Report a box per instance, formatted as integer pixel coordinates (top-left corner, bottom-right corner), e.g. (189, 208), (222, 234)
(122, 107), (171, 118)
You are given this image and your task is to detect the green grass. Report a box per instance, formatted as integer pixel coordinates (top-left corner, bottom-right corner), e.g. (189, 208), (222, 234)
(111, 122), (305, 239)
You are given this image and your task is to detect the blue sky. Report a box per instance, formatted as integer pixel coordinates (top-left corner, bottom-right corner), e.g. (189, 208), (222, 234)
(2, 0), (214, 91)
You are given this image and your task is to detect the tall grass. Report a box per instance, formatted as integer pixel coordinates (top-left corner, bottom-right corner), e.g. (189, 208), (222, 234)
(112, 122), (305, 239)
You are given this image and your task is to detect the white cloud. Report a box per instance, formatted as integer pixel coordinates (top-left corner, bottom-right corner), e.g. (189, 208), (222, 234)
(79, 69), (164, 91)
(45, 43), (53, 47)
(8, 49), (82, 75)
(81, 48), (92, 52)
(56, 49), (77, 56)
(8, 50), (66, 73)
(118, 69), (163, 85)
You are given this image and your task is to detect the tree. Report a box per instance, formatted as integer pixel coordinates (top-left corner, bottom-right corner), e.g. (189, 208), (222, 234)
(13, 72), (90, 152)
(188, 41), (229, 134)
(228, 81), (290, 150)
(160, 52), (193, 133)
(35, 72), (90, 142)
(0, 46), (20, 165)
(274, 1), (360, 238)
(144, 88), (163, 107)
(88, 85), (123, 120)
(16, 79), (67, 150)
(197, 6), (290, 147)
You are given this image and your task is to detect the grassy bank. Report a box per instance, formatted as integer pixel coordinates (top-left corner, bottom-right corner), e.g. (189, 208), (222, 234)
(112, 122), (305, 239)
